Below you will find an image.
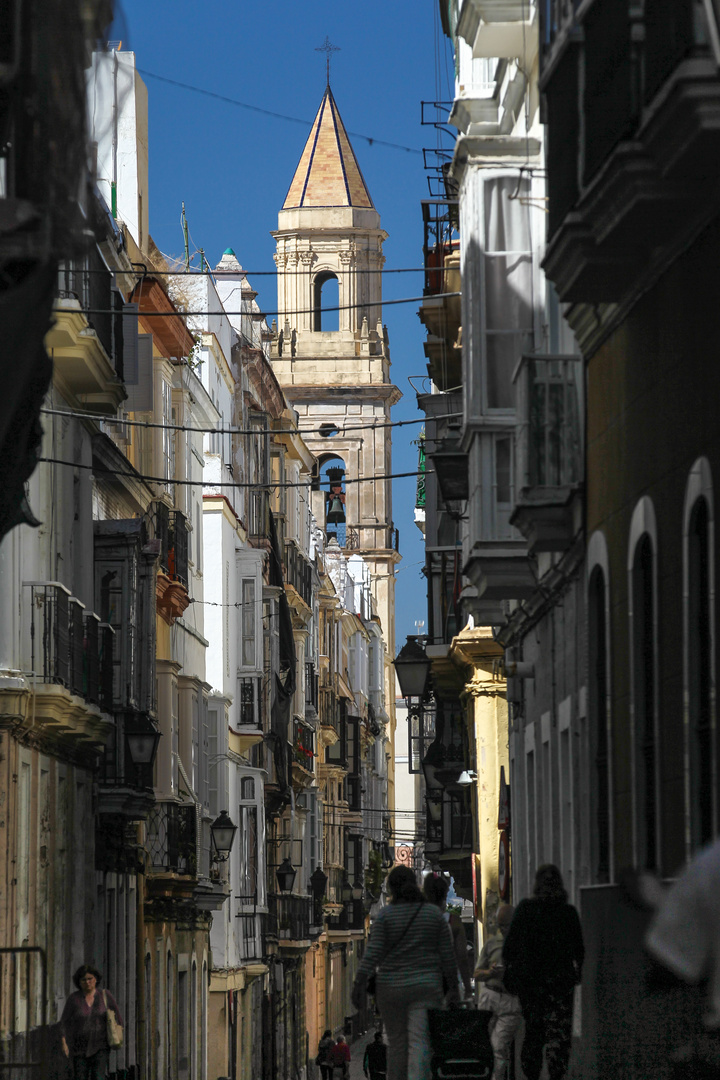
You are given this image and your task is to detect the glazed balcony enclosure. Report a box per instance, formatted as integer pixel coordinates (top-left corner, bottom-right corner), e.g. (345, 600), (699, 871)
(511, 354), (583, 554)
(541, 0), (720, 301)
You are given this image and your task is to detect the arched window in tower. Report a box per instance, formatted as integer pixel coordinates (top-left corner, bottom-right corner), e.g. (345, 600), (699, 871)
(314, 272), (339, 332)
(320, 456), (347, 547)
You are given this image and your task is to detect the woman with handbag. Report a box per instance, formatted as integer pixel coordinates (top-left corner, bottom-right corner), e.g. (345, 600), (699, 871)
(60, 965), (124, 1080)
(351, 866), (459, 1080)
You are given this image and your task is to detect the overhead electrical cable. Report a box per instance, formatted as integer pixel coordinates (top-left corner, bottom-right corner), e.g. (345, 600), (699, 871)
(69, 265), (427, 277)
(80, 290), (461, 320)
(135, 67), (423, 156)
(38, 456), (428, 489)
(40, 406), (459, 437)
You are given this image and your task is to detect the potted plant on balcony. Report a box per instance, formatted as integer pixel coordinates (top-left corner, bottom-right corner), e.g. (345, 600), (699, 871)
(364, 848), (386, 902)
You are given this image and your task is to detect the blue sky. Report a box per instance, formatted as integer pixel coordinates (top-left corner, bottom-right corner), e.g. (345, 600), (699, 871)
(111, 0), (455, 652)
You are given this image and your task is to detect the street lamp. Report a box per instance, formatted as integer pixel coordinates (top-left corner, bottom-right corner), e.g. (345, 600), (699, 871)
(309, 866), (328, 903)
(341, 877), (353, 904)
(210, 810), (238, 862)
(276, 857), (297, 894)
(125, 722), (162, 787)
(394, 637), (431, 701)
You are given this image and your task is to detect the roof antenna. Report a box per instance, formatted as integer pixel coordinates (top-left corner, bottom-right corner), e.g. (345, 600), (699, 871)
(181, 202), (190, 271)
(315, 36), (340, 87)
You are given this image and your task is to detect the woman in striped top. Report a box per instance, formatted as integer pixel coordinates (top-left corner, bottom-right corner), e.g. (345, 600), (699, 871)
(352, 866), (459, 1080)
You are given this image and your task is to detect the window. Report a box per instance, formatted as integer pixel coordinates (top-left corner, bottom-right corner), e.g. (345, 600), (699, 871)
(162, 382), (174, 496)
(409, 705), (436, 774)
(684, 458), (716, 853)
(630, 519), (659, 871)
(482, 175), (534, 411)
(241, 578), (256, 669)
(239, 773), (261, 902)
(308, 791), (323, 873)
(588, 564), (611, 882)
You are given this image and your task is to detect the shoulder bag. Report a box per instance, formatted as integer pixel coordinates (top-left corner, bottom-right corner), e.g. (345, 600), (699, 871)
(367, 901), (424, 996)
(103, 991), (123, 1049)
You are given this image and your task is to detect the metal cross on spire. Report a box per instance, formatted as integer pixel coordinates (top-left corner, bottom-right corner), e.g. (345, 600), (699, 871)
(315, 36), (340, 87)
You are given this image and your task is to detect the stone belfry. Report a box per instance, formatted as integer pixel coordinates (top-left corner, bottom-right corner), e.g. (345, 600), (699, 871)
(271, 82), (401, 719)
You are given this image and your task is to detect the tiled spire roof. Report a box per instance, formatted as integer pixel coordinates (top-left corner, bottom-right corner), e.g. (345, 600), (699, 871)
(282, 87), (374, 210)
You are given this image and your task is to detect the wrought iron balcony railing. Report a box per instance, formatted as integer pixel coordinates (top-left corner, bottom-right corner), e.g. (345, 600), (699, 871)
(318, 687), (339, 733)
(238, 675), (263, 729)
(146, 800), (197, 876)
(57, 246), (125, 376)
(23, 582), (114, 712)
(284, 540), (313, 608)
(267, 893), (312, 942)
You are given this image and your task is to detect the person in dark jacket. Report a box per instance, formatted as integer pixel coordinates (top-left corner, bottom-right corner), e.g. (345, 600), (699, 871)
(363, 1031), (388, 1080)
(316, 1030), (335, 1080)
(502, 865), (584, 1080)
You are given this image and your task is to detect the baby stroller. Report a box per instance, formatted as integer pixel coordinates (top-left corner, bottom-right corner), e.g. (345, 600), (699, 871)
(428, 1003), (494, 1079)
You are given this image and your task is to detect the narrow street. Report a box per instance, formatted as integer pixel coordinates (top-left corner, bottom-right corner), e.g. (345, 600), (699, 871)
(1, 3), (718, 1080)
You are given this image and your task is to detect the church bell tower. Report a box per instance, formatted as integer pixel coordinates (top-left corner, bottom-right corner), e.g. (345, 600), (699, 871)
(271, 82), (401, 734)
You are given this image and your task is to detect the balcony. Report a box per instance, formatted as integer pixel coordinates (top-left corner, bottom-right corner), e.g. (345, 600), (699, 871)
(318, 687), (340, 734)
(511, 355), (583, 554)
(94, 519), (157, 718)
(146, 800), (197, 877)
(419, 200), (461, 392)
(236, 906), (271, 961)
(326, 899), (366, 933)
(155, 504), (191, 623)
(267, 893), (312, 945)
(19, 581), (114, 745)
(230, 676), (264, 754)
(46, 250), (127, 413)
(305, 662), (319, 713)
(248, 487), (271, 544)
(461, 432), (534, 606)
(292, 718), (315, 782)
(284, 540), (313, 611)
(542, 1), (717, 303)
(458, 0), (538, 68)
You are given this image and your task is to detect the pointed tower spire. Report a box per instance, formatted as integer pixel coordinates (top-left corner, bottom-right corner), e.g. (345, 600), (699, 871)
(282, 88), (374, 210)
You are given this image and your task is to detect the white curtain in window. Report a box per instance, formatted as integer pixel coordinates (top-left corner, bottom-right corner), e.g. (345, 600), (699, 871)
(483, 175), (534, 409)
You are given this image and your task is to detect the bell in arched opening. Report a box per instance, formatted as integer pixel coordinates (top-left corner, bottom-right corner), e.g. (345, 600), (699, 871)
(326, 466), (346, 525)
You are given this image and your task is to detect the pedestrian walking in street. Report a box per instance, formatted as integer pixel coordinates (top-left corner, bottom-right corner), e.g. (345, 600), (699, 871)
(351, 864), (460, 1080)
(423, 873), (473, 999)
(59, 965), (123, 1080)
(363, 1031), (387, 1080)
(502, 865), (584, 1080)
(316, 1030), (335, 1080)
(331, 1034), (351, 1078)
(474, 903), (522, 1080)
